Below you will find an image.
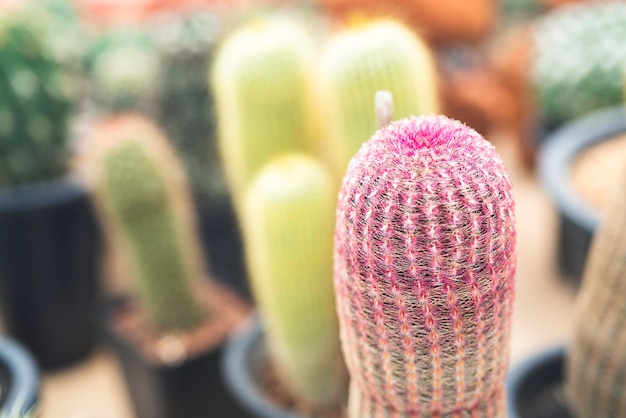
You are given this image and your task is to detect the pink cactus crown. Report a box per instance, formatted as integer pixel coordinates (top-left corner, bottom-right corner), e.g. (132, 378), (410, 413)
(334, 115), (516, 416)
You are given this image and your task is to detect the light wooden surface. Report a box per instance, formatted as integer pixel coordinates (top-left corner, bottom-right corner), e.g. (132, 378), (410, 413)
(34, 133), (577, 418)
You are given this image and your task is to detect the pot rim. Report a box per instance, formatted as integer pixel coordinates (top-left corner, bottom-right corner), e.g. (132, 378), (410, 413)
(0, 174), (87, 212)
(0, 337), (39, 416)
(222, 314), (299, 418)
(538, 105), (626, 234)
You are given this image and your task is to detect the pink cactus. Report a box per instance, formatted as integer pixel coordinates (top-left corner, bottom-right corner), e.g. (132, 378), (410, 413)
(334, 115), (516, 417)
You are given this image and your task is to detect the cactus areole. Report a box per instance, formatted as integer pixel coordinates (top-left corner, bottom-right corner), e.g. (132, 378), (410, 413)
(334, 115), (516, 417)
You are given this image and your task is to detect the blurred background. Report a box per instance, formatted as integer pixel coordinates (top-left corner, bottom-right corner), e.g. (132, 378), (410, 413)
(0, 0), (623, 416)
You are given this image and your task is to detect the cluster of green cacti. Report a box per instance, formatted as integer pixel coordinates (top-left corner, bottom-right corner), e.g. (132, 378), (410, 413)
(84, 115), (207, 332)
(567, 167), (626, 417)
(87, 30), (161, 113)
(532, 1), (626, 126)
(211, 14), (439, 409)
(0, 3), (81, 186)
(149, 10), (230, 216)
(501, 0), (542, 26)
(317, 19), (439, 179)
(243, 154), (347, 406)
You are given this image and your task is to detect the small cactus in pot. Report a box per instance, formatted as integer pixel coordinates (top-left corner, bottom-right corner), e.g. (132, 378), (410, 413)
(334, 112), (516, 416)
(567, 167), (626, 417)
(80, 114), (207, 332)
(242, 153), (348, 408)
(316, 19), (439, 180)
(210, 16), (318, 209)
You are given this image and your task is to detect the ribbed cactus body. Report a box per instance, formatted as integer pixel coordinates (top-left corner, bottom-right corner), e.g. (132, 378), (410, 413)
(243, 154), (347, 407)
(317, 20), (439, 179)
(150, 9), (229, 214)
(88, 31), (161, 113)
(211, 18), (317, 206)
(85, 115), (206, 332)
(0, 6), (79, 186)
(532, 1), (626, 126)
(567, 169), (626, 418)
(334, 115), (516, 417)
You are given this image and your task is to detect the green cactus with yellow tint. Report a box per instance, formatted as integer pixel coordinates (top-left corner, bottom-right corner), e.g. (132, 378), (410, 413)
(83, 115), (206, 332)
(317, 19), (439, 178)
(242, 153), (348, 407)
(210, 17), (317, 207)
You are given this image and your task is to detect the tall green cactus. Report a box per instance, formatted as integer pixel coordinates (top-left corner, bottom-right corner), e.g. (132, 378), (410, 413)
(242, 153), (347, 407)
(0, 3), (80, 186)
(149, 9), (230, 216)
(210, 17), (317, 208)
(84, 115), (206, 332)
(567, 168), (626, 417)
(317, 19), (439, 179)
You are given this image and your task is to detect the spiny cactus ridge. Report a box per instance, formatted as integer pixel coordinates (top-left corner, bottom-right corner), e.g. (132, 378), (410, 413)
(334, 115), (516, 417)
(243, 154), (348, 407)
(84, 115), (207, 332)
(317, 19), (439, 179)
(567, 168), (626, 418)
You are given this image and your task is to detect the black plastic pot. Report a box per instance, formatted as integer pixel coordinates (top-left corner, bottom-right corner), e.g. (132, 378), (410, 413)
(222, 316), (300, 418)
(101, 298), (248, 418)
(0, 177), (101, 370)
(507, 346), (572, 418)
(539, 106), (626, 284)
(0, 337), (40, 416)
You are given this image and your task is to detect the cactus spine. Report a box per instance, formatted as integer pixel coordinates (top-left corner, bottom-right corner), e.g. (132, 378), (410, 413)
(567, 168), (626, 418)
(334, 115), (516, 417)
(83, 115), (206, 332)
(211, 17), (317, 207)
(243, 153), (347, 407)
(0, 4), (80, 186)
(317, 19), (439, 179)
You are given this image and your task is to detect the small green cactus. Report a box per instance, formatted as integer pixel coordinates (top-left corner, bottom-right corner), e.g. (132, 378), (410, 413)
(317, 19), (439, 179)
(0, 3), (81, 186)
(211, 17), (317, 207)
(87, 30), (161, 113)
(532, 1), (626, 126)
(84, 115), (206, 332)
(567, 168), (626, 417)
(242, 153), (347, 407)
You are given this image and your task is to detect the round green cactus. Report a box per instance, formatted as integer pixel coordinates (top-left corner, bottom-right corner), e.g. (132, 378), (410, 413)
(317, 19), (439, 179)
(242, 153), (347, 407)
(210, 16), (318, 208)
(0, 4), (81, 186)
(532, 1), (626, 126)
(87, 30), (161, 114)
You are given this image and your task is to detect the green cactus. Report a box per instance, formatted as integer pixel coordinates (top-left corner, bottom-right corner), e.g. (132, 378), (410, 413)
(87, 30), (161, 113)
(86, 115), (206, 332)
(242, 153), (347, 407)
(532, 1), (626, 126)
(317, 19), (439, 179)
(149, 9), (230, 216)
(211, 17), (318, 208)
(0, 3), (81, 186)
